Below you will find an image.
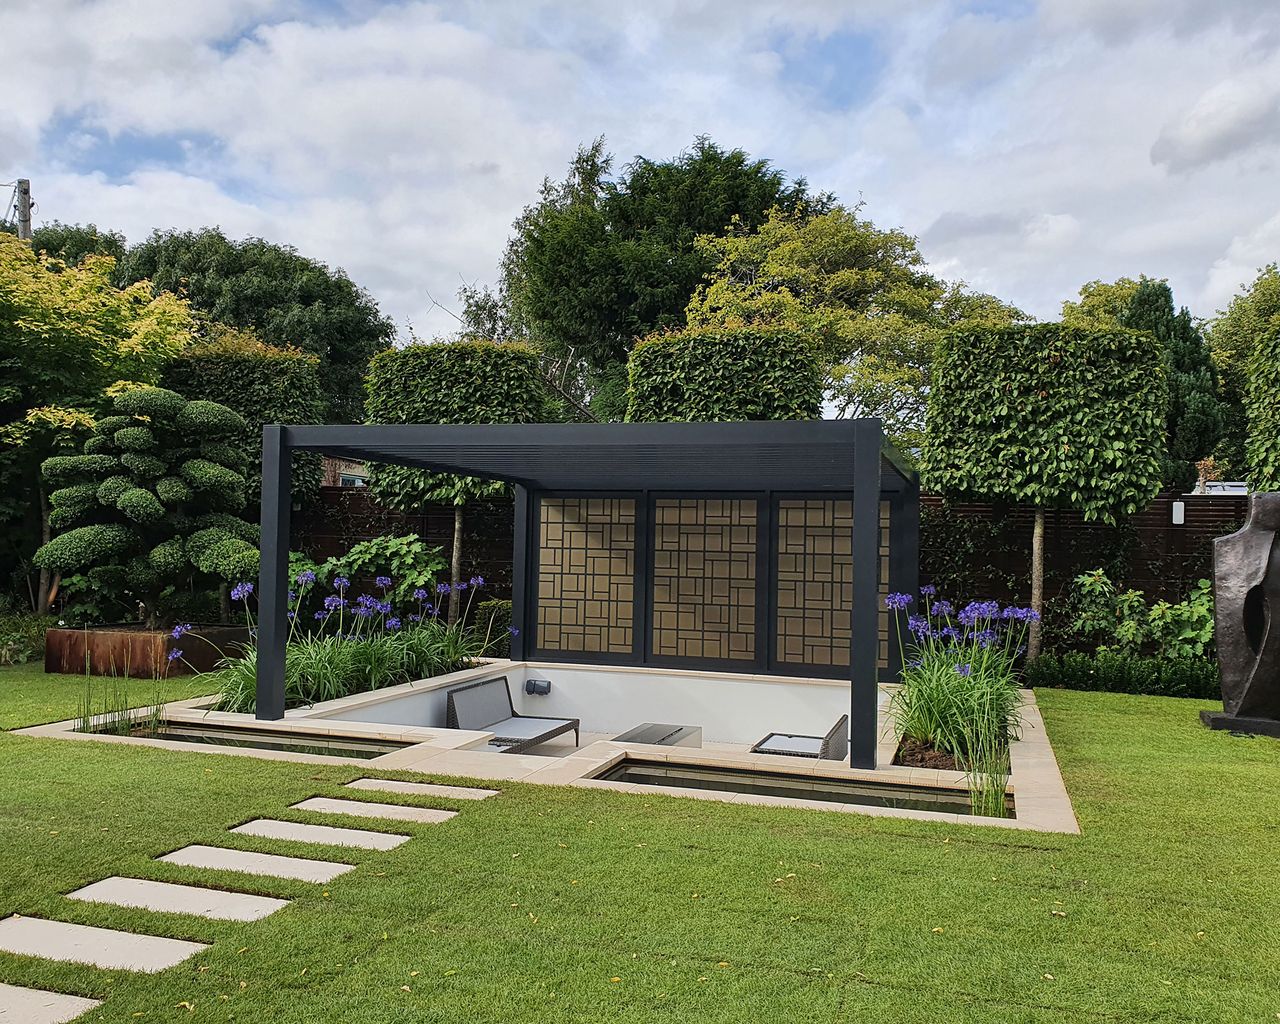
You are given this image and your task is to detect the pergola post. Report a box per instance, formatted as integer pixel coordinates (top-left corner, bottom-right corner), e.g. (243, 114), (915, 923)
(256, 424), (291, 720)
(886, 476), (921, 682)
(510, 484), (531, 660)
(849, 420), (883, 768)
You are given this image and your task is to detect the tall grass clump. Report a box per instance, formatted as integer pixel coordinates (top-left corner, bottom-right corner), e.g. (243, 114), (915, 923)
(886, 589), (1036, 817)
(206, 571), (509, 714)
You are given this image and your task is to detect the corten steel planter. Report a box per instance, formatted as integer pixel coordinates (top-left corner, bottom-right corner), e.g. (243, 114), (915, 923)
(43, 625), (250, 678)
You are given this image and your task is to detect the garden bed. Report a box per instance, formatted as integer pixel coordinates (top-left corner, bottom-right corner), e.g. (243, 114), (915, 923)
(43, 624), (248, 678)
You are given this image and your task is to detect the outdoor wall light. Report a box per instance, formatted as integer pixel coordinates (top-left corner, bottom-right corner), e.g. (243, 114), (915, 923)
(1172, 500), (1186, 526)
(525, 679), (552, 696)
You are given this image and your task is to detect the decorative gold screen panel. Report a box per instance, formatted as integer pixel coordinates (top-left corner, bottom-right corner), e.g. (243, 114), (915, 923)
(776, 500), (853, 666)
(652, 499), (757, 660)
(774, 498), (892, 669)
(536, 498), (635, 653)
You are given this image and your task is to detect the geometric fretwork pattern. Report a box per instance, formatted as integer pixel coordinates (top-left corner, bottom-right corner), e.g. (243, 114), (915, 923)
(652, 498), (757, 660)
(878, 499), (891, 671)
(776, 499), (853, 667)
(536, 497), (635, 654)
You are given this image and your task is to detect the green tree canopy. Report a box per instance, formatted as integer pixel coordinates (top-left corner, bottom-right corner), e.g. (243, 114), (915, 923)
(117, 228), (394, 423)
(499, 137), (831, 418)
(1063, 276), (1222, 490)
(1206, 264), (1280, 477)
(32, 384), (258, 627)
(921, 323), (1167, 656)
(1246, 331), (1280, 490)
(686, 205), (1028, 453)
(28, 221), (128, 266)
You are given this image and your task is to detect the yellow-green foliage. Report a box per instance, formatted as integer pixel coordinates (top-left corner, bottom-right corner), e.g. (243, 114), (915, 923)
(1246, 331), (1280, 490)
(626, 324), (822, 422)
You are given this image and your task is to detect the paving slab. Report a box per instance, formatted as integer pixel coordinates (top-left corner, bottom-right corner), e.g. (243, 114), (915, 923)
(346, 778), (498, 800)
(0, 982), (101, 1023)
(231, 818), (410, 850)
(0, 916), (207, 972)
(159, 844), (354, 883)
(67, 877), (289, 922)
(292, 796), (458, 824)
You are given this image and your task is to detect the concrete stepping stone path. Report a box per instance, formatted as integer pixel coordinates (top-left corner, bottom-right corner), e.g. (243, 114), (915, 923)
(67, 877), (289, 922)
(160, 844), (355, 883)
(231, 818), (411, 850)
(0, 916), (208, 972)
(292, 796), (458, 825)
(346, 778), (499, 800)
(0, 982), (100, 1023)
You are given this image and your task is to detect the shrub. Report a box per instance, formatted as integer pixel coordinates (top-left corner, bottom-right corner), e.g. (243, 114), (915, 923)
(0, 613), (56, 665)
(476, 598), (512, 656)
(32, 386), (258, 627)
(161, 329), (326, 504)
(1025, 650), (1219, 699)
(626, 324), (822, 422)
(1068, 569), (1213, 659)
(1246, 331), (1280, 490)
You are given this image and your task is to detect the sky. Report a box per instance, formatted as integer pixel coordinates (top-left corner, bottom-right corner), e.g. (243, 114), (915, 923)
(5, 0), (1280, 339)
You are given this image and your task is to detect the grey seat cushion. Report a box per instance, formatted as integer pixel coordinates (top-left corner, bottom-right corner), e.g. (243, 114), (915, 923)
(755, 733), (823, 756)
(450, 679), (513, 730)
(489, 716), (574, 741)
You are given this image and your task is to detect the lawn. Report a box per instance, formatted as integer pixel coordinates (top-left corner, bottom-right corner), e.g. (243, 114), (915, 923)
(1, 664), (1278, 1023)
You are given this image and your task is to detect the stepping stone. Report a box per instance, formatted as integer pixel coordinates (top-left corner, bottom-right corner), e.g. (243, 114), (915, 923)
(347, 778), (499, 800)
(292, 796), (458, 824)
(159, 844), (354, 883)
(68, 877), (289, 922)
(0, 916), (207, 972)
(0, 982), (100, 1023)
(231, 819), (410, 850)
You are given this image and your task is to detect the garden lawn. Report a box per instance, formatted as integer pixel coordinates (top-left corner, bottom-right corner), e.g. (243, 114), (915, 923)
(0, 666), (1278, 1023)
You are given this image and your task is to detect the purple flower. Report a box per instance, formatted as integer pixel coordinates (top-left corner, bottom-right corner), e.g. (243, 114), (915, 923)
(412, 587), (429, 601)
(975, 628), (999, 649)
(313, 610), (328, 620)
(230, 582), (254, 602)
(386, 617), (401, 630)
(1001, 606), (1041, 623)
(288, 589), (297, 601)
(932, 600), (954, 617)
(286, 610), (296, 621)
(884, 592), (913, 611)
(453, 581), (468, 592)
(408, 614), (422, 623)
(954, 663), (972, 676)
(323, 595), (346, 611)
(355, 593), (376, 608)
(170, 623), (193, 639)
(352, 605), (374, 618)
(375, 599), (393, 615)
(957, 600), (1000, 627)
(469, 575), (485, 588)
(436, 583), (451, 595)
(295, 569), (316, 585)
(167, 648), (183, 662)
(509, 626), (520, 637)
(424, 604), (435, 615)
(375, 576), (392, 589)
(920, 585), (937, 597)
(939, 625), (960, 641)
(333, 576), (350, 591)
(907, 614), (931, 638)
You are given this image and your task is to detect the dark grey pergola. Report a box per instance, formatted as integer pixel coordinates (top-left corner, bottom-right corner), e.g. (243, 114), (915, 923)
(256, 419), (919, 768)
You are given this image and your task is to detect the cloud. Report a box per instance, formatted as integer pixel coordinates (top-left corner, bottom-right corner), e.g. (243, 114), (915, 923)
(3, 0), (1280, 338)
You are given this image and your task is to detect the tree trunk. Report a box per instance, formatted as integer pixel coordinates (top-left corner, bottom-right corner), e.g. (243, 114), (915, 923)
(1028, 507), (1045, 661)
(36, 479), (53, 613)
(219, 583), (231, 625)
(449, 504), (464, 625)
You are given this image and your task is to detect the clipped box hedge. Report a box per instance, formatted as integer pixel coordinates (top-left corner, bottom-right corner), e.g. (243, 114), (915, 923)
(625, 325), (822, 422)
(162, 332), (325, 503)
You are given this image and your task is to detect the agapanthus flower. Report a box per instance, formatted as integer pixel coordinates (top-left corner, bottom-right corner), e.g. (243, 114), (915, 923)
(375, 599), (393, 615)
(288, 590), (297, 601)
(907, 614), (931, 637)
(412, 587), (429, 601)
(295, 569), (316, 585)
(453, 581), (468, 592)
(323, 595), (346, 611)
(932, 600), (954, 617)
(375, 576), (392, 589)
(313, 610), (328, 620)
(436, 583), (451, 595)
(509, 626), (520, 637)
(230, 582), (254, 602)
(286, 610), (296, 621)
(469, 575), (484, 587)
(974, 628), (999, 648)
(386, 617), (402, 630)
(954, 663), (972, 676)
(884, 592), (913, 611)
(355, 593), (377, 608)
(333, 576), (350, 591)
(957, 600), (1000, 626)
(920, 584), (937, 597)
(408, 614), (422, 623)
(352, 605), (374, 618)
(939, 625), (960, 641)
(170, 623), (193, 639)
(167, 648), (183, 662)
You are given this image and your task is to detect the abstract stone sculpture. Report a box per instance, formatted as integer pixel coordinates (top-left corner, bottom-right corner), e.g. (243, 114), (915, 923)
(1202, 492), (1280, 737)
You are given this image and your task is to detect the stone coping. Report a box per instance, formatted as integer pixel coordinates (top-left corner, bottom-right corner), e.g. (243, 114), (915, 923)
(14, 675), (1077, 834)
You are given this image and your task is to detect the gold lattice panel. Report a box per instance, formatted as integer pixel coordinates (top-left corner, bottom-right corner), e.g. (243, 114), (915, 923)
(652, 498), (757, 660)
(878, 499), (890, 671)
(536, 497), (635, 654)
(776, 499), (853, 667)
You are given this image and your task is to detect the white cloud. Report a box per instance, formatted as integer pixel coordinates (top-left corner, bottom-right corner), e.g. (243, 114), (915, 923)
(3, 0), (1280, 337)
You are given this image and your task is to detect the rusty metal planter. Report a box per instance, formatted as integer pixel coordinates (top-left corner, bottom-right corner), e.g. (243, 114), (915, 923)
(43, 625), (250, 678)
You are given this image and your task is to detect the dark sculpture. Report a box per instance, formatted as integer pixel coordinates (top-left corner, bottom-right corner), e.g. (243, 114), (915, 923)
(1202, 493), (1280, 737)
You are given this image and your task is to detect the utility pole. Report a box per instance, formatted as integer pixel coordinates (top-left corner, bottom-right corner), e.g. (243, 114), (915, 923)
(16, 179), (32, 240)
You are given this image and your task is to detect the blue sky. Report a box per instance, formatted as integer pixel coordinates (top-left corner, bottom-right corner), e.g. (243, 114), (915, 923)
(4, 0), (1280, 337)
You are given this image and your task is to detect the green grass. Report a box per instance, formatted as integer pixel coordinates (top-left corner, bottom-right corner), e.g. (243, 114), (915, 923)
(0, 664), (219, 731)
(1, 665), (1278, 1022)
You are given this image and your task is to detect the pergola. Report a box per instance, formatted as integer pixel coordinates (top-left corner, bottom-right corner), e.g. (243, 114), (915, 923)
(256, 419), (919, 768)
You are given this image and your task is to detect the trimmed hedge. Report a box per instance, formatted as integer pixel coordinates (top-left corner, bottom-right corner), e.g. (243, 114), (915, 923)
(364, 341), (557, 510)
(161, 331), (326, 503)
(476, 598), (512, 657)
(1246, 331), (1280, 490)
(626, 325), (822, 422)
(1025, 650), (1219, 699)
